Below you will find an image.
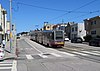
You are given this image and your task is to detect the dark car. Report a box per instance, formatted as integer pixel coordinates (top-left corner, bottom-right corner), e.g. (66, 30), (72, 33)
(17, 36), (20, 39)
(89, 38), (100, 47)
(71, 37), (83, 43)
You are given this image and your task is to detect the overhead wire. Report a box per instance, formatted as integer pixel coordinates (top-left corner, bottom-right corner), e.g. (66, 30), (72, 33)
(12, 0), (99, 23)
(49, 0), (99, 21)
(12, 0), (96, 13)
(67, 10), (100, 21)
(12, 2), (19, 12)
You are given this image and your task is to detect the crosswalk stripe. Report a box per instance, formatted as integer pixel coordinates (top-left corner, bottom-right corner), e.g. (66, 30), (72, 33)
(26, 55), (34, 59)
(60, 52), (76, 56)
(51, 53), (61, 57)
(72, 52), (87, 56)
(82, 51), (100, 55)
(0, 67), (12, 69)
(11, 60), (17, 71)
(38, 54), (48, 58)
(0, 64), (12, 66)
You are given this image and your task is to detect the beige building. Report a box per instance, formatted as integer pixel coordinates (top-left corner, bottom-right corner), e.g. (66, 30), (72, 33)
(84, 16), (100, 37)
(43, 22), (54, 30)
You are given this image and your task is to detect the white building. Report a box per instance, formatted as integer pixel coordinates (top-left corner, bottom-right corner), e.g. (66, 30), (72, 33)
(70, 23), (86, 40)
(0, 4), (7, 43)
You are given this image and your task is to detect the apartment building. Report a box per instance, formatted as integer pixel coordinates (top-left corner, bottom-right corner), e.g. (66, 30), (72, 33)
(84, 16), (100, 37)
(0, 4), (7, 43)
(70, 23), (86, 40)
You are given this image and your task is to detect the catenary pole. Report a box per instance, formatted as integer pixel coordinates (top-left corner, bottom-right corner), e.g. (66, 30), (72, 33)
(10, 0), (12, 53)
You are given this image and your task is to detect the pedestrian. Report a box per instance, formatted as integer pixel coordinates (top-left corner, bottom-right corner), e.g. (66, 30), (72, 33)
(2, 39), (5, 48)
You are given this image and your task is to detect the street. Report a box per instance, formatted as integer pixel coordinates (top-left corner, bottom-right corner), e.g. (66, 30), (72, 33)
(17, 37), (100, 71)
(1, 0), (100, 71)
(1, 37), (100, 71)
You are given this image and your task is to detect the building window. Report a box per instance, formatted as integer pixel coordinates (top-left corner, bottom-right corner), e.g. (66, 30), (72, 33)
(75, 27), (77, 31)
(91, 21), (96, 25)
(47, 26), (49, 28)
(72, 28), (74, 32)
(94, 21), (96, 24)
(91, 30), (96, 35)
(91, 21), (93, 25)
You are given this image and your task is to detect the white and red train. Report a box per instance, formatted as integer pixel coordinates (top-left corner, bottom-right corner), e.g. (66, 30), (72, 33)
(30, 30), (65, 47)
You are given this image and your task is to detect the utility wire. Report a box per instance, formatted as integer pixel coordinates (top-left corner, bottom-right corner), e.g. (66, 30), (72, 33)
(67, 10), (100, 21)
(12, 1), (96, 13)
(49, 0), (99, 21)
(12, 0), (99, 23)
(12, 1), (68, 12)
(12, 2), (19, 12)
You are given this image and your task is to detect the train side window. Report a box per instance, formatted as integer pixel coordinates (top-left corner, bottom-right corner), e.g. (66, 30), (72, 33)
(52, 32), (54, 40)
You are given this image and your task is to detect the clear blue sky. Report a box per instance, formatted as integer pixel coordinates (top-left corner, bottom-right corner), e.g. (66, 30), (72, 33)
(0, 0), (100, 33)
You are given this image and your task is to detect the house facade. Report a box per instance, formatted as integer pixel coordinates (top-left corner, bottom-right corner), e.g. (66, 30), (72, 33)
(84, 16), (100, 37)
(70, 23), (86, 40)
(43, 22), (54, 30)
(0, 4), (9, 43)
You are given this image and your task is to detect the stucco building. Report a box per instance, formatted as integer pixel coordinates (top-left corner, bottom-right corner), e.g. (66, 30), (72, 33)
(84, 16), (100, 37)
(70, 23), (86, 40)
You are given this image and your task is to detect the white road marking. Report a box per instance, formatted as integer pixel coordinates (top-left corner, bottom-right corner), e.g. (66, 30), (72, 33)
(51, 53), (61, 57)
(38, 54), (48, 58)
(72, 52), (87, 56)
(25, 39), (43, 54)
(0, 67), (12, 69)
(92, 51), (100, 54)
(0, 64), (12, 66)
(11, 60), (17, 71)
(26, 55), (34, 59)
(60, 52), (76, 56)
(0, 61), (13, 70)
(82, 51), (100, 56)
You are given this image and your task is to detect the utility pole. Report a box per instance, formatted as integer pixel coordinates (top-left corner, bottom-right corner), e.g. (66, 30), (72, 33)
(10, 0), (12, 53)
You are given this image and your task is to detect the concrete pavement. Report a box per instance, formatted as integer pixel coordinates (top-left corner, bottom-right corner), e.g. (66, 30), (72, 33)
(17, 37), (100, 71)
(4, 41), (17, 60)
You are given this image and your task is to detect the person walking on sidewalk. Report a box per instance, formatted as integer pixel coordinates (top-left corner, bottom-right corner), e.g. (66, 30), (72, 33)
(2, 39), (5, 48)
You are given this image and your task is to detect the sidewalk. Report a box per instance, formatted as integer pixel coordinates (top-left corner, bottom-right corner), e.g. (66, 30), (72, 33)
(4, 41), (17, 60)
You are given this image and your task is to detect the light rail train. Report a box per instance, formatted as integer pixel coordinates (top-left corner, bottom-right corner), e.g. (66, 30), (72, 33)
(30, 30), (65, 47)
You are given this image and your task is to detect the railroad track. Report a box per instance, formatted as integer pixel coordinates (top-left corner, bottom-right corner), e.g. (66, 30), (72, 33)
(56, 45), (100, 63)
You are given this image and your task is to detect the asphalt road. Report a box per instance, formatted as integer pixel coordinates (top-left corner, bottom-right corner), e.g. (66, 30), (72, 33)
(16, 37), (100, 71)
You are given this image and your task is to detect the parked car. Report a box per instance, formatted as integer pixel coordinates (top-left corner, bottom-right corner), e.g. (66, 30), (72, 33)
(89, 38), (100, 47)
(17, 36), (20, 39)
(71, 37), (83, 43)
(64, 37), (69, 41)
(0, 48), (4, 61)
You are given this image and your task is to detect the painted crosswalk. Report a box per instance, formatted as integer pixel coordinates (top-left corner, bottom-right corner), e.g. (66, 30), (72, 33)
(25, 50), (100, 60)
(26, 55), (34, 59)
(0, 60), (17, 71)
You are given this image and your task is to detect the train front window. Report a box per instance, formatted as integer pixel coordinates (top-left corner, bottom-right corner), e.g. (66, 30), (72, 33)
(55, 31), (63, 40)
